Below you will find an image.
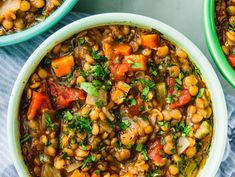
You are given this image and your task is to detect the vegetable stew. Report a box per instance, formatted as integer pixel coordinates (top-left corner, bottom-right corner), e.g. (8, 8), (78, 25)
(19, 25), (213, 177)
(0, 0), (63, 36)
(215, 0), (235, 69)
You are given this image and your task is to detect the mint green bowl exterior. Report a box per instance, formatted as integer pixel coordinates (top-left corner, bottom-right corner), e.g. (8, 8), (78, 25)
(0, 0), (78, 46)
(204, 0), (235, 88)
(8, 13), (227, 177)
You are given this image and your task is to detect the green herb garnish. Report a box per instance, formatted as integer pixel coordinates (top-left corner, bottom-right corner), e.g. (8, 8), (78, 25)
(136, 144), (143, 152)
(92, 51), (107, 61)
(82, 155), (96, 168)
(80, 82), (98, 96)
(21, 134), (32, 144)
(197, 88), (205, 98)
(120, 120), (131, 130)
(124, 98), (137, 107)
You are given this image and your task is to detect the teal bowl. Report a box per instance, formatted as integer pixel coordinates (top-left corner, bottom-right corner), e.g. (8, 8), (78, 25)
(0, 0), (78, 47)
(204, 0), (235, 88)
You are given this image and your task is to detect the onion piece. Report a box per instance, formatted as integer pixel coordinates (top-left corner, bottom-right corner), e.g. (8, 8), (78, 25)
(85, 89), (107, 106)
(66, 161), (83, 173)
(102, 107), (114, 121)
(41, 164), (61, 177)
(0, 0), (20, 22)
(177, 136), (190, 154)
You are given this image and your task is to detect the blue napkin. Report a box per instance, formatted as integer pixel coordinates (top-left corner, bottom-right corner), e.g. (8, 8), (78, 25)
(0, 12), (235, 177)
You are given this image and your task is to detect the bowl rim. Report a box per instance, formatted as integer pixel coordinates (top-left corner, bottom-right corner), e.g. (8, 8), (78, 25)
(0, 0), (78, 46)
(7, 13), (227, 177)
(204, 0), (235, 88)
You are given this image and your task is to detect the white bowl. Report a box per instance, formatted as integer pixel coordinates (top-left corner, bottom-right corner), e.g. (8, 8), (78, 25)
(7, 13), (227, 177)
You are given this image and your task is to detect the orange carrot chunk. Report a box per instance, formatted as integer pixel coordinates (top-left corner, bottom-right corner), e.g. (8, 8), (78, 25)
(114, 44), (132, 56)
(27, 92), (51, 120)
(51, 55), (74, 77)
(141, 34), (159, 49)
(70, 170), (90, 177)
(123, 54), (147, 71)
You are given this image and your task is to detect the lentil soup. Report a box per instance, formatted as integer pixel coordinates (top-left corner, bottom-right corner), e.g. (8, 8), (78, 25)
(19, 25), (213, 177)
(0, 0), (64, 36)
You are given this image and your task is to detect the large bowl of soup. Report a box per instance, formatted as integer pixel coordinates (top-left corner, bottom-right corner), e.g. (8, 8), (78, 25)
(7, 13), (227, 177)
(204, 0), (235, 88)
(0, 0), (78, 46)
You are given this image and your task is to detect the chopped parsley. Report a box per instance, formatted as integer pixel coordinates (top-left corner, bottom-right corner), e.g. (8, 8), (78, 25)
(124, 97), (137, 107)
(91, 50), (107, 61)
(82, 155), (96, 168)
(79, 38), (85, 45)
(80, 82), (98, 96)
(21, 134), (32, 144)
(131, 62), (142, 68)
(44, 112), (57, 131)
(143, 149), (149, 160)
(170, 148), (176, 154)
(90, 64), (109, 81)
(175, 72), (184, 90)
(148, 62), (158, 76)
(176, 122), (191, 137)
(138, 78), (156, 89)
(136, 144), (143, 152)
(120, 120), (131, 130)
(141, 87), (150, 101)
(95, 100), (103, 108)
(115, 141), (122, 149)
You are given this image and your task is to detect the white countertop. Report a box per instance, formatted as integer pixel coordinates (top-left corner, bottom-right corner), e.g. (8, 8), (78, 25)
(74, 0), (235, 95)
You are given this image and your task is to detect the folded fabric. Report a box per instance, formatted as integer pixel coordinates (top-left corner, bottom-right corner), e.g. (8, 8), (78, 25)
(0, 12), (235, 177)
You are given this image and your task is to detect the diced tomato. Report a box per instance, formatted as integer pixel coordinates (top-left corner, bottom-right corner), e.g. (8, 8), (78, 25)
(228, 54), (235, 69)
(110, 63), (130, 80)
(123, 54), (147, 71)
(170, 89), (192, 109)
(27, 92), (51, 120)
(166, 77), (176, 94)
(49, 82), (86, 108)
(128, 97), (143, 116)
(148, 140), (166, 166)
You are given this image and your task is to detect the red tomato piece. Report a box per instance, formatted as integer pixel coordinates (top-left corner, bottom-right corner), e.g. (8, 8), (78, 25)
(228, 54), (235, 69)
(110, 63), (130, 80)
(170, 89), (192, 109)
(27, 91), (51, 120)
(49, 82), (86, 108)
(148, 140), (166, 166)
(166, 77), (176, 94)
(128, 97), (143, 116)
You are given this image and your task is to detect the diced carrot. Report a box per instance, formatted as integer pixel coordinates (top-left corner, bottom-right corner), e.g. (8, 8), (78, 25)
(111, 87), (127, 104)
(70, 170), (90, 177)
(123, 54), (147, 71)
(103, 42), (113, 59)
(51, 55), (74, 77)
(148, 139), (166, 166)
(228, 54), (235, 69)
(110, 63), (130, 80)
(114, 44), (132, 56)
(116, 81), (131, 93)
(27, 92), (51, 120)
(170, 89), (192, 109)
(141, 34), (159, 49)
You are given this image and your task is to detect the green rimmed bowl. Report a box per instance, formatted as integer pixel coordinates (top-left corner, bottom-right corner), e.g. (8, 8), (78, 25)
(0, 0), (78, 47)
(204, 0), (235, 88)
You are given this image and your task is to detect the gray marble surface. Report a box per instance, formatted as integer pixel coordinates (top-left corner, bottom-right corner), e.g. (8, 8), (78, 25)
(73, 0), (235, 95)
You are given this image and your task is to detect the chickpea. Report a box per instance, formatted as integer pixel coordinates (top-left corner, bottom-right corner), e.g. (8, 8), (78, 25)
(121, 133), (135, 146)
(2, 19), (13, 30)
(99, 112), (106, 121)
(157, 46), (169, 57)
(165, 135), (173, 143)
(31, 0), (45, 8)
(181, 64), (192, 73)
(27, 88), (32, 99)
(54, 158), (65, 170)
(103, 172), (111, 177)
(176, 49), (188, 58)
(83, 62), (91, 71)
(53, 44), (61, 54)
(144, 125), (153, 134)
(120, 173), (135, 177)
(85, 54), (95, 64)
(186, 146), (197, 158)
(170, 109), (182, 120)
(63, 148), (74, 156)
(111, 137), (118, 146)
(80, 105), (91, 116)
(183, 75), (198, 88)
(20, 1), (31, 11)
(187, 137), (196, 147)
(61, 136), (69, 147)
(119, 148), (131, 161)
(227, 6), (235, 16)
(38, 68), (47, 79)
(92, 123), (99, 135)
(163, 142), (175, 155)
(189, 85), (199, 96)
(195, 98), (205, 109)
(33, 166), (41, 176)
(102, 132), (109, 139)
(169, 164), (179, 175)
(14, 18), (25, 30)
(172, 154), (181, 163)
(191, 113), (203, 123)
(40, 135), (48, 144)
(226, 31), (235, 43)
(206, 107), (212, 118)
(77, 76), (85, 84)
(197, 108), (207, 118)
(162, 110), (172, 121)
(222, 45), (230, 55)
(46, 146), (56, 156)
(34, 157), (41, 166)
(142, 48), (152, 56)
(169, 66), (180, 77)
(187, 105), (197, 115)
(75, 148), (89, 158)
(90, 110), (99, 120)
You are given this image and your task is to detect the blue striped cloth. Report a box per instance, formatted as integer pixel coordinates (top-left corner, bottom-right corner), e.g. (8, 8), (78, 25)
(0, 12), (235, 177)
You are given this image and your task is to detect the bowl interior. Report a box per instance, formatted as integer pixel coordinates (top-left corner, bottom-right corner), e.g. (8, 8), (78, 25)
(204, 0), (235, 88)
(7, 13), (227, 177)
(0, 0), (78, 46)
